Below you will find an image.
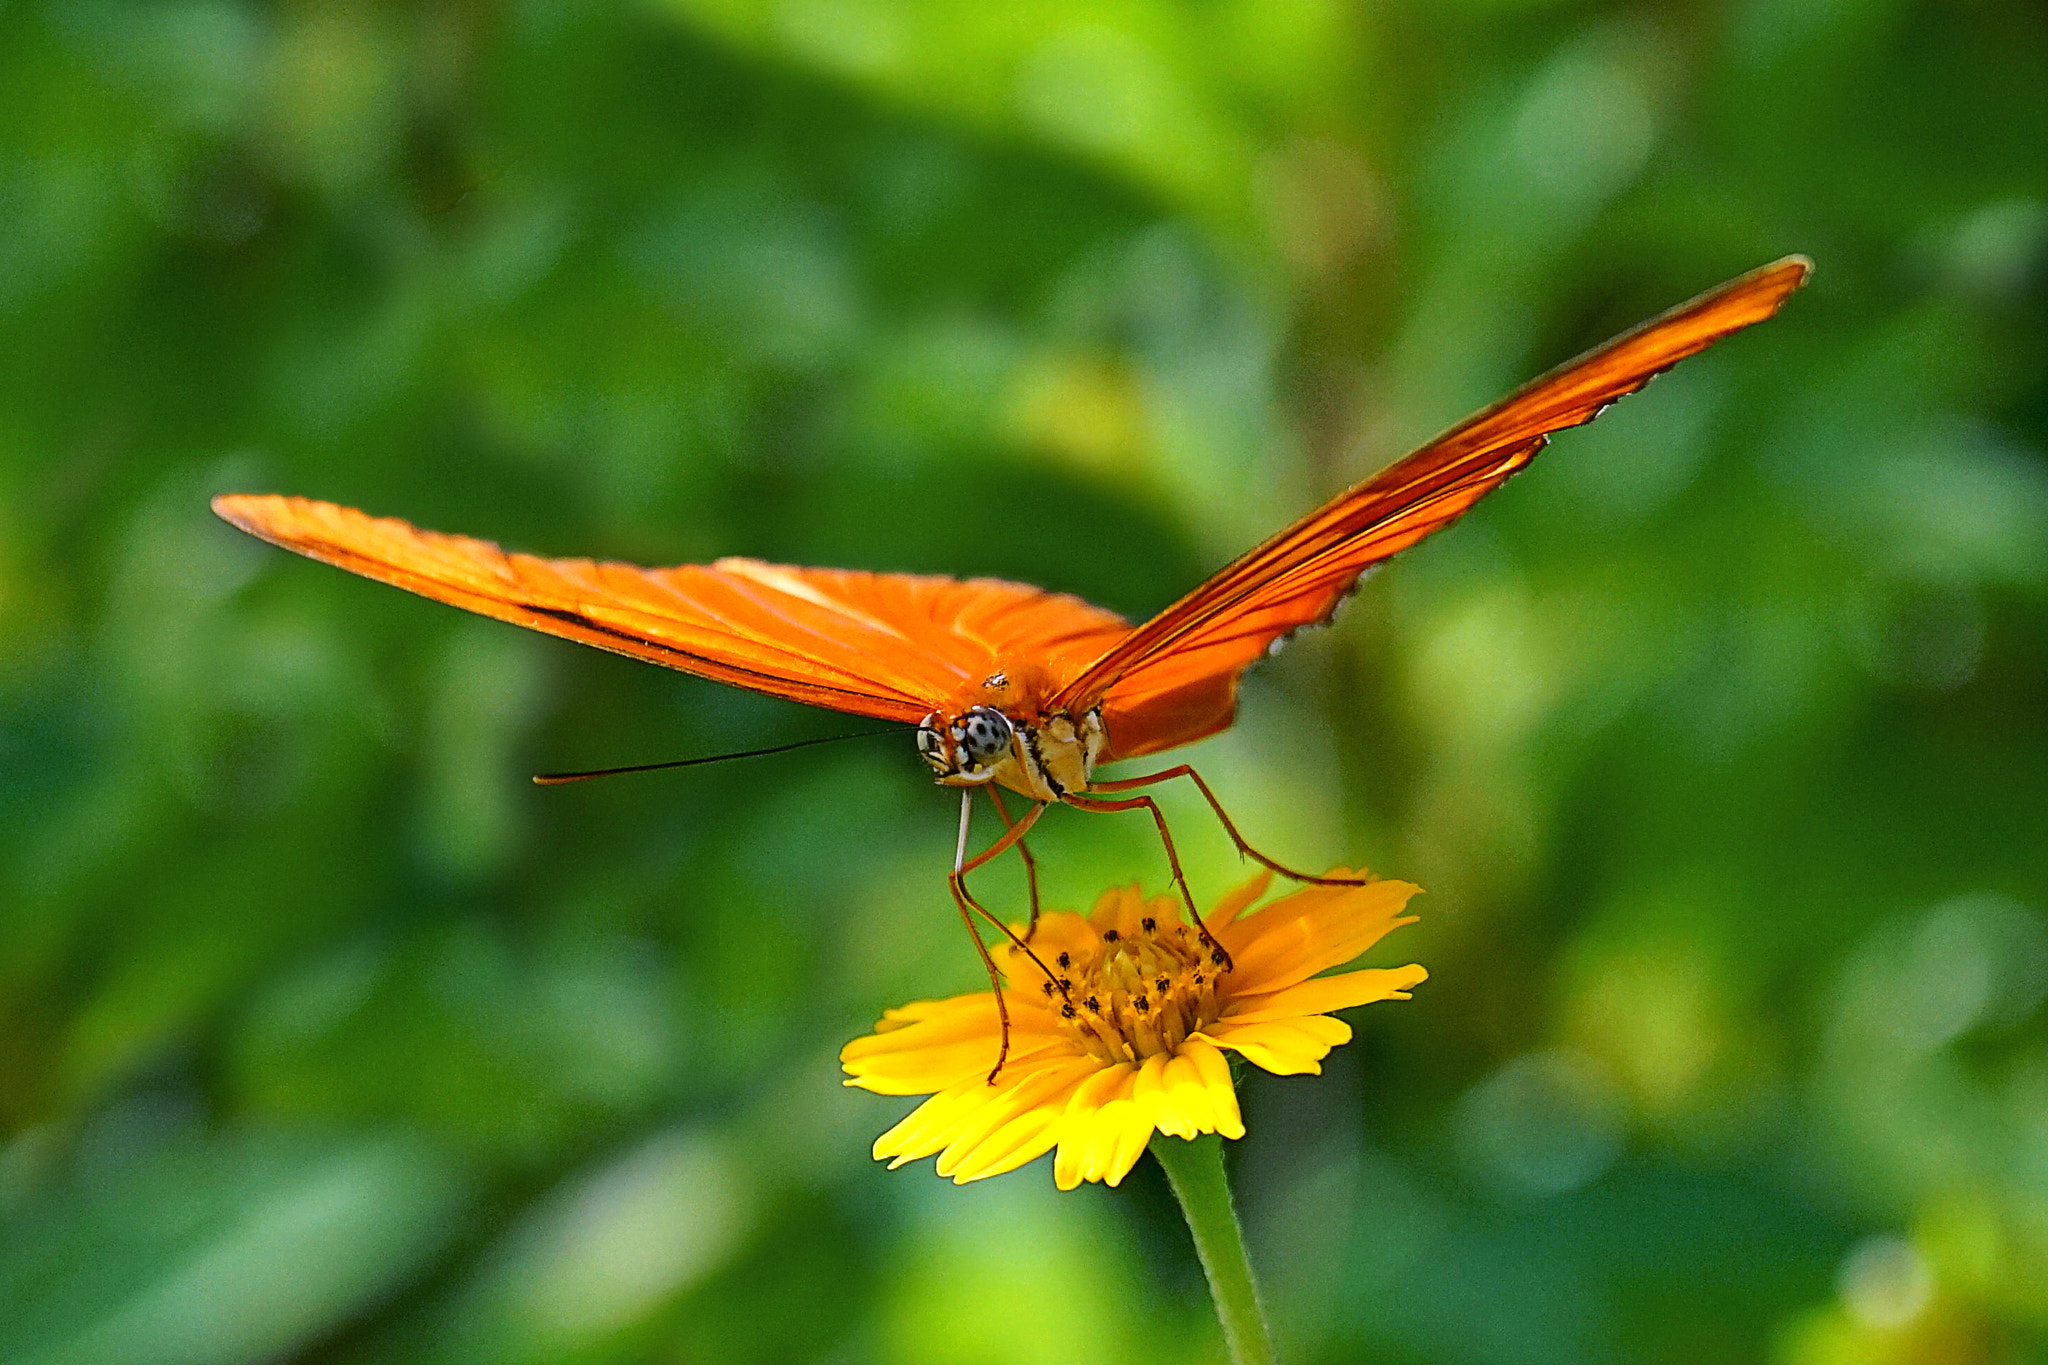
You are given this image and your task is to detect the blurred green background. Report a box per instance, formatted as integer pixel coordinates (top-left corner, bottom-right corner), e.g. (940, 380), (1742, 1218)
(3, 0), (2046, 1361)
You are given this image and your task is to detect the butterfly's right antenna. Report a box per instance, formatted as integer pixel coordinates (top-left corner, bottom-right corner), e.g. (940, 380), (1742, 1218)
(533, 728), (904, 785)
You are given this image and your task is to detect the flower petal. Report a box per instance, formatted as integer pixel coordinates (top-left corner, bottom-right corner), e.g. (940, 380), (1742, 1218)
(867, 993), (987, 1034)
(995, 911), (1098, 978)
(1158, 1047), (1228, 1138)
(1132, 1053), (1184, 1137)
(934, 1057), (1103, 1183)
(877, 1086), (994, 1165)
(1201, 1015), (1353, 1075)
(875, 1053), (1088, 1166)
(1220, 880), (1421, 997)
(1203, 870), (1274, 933)
(1119, 1041), (1244, 1143)
(1053, 1064), (1152, 1190)
(1071, 1067), (1146, 1187)
(845, 1035), (1068, 1095)
(842, 994), (1069, 1095)
(1086, 884), (1147, 932)
(937, 1087), (1085, 1182)
(1181, 1037), (1245, 1139)
(1100, 1060), (1168, 1185)
(1222, 964), (1428, 1024)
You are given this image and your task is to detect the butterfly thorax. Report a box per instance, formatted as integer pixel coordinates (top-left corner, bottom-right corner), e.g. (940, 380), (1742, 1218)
(914, 666), (1106, 802)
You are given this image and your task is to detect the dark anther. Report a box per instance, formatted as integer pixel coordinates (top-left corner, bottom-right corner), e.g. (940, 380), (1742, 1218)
(1135, 996), (1150, 1012)
(1141, 917), (1156, 932)
(1211, 949), (1227, 966)
(1042, 982), (1055, 996)
(1085, 995), (1101, 1013)
(1155, 976), (1170, 993)
(1192, 972), (1204, 985)
(1061, 1003), (1077, 1019)
(1057, 952), (1071, 969)
(1058, 977), (1072, 991)
(1103, 930), (1120, 943)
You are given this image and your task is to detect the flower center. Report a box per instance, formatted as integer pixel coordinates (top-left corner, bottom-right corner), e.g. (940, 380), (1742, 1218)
(1049, 915), (1227, 1064)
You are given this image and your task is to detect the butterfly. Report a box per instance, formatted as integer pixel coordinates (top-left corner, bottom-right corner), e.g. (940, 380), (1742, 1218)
(215, 255), (1809, 1072)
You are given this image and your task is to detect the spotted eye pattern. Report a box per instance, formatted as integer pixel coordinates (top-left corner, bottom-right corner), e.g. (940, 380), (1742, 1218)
(953, 707), (1013, 768)
(916, 705), (1014, 776)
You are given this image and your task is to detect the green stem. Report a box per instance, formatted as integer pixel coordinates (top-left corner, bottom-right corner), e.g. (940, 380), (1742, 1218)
(1151, 1133), (1275, 1365)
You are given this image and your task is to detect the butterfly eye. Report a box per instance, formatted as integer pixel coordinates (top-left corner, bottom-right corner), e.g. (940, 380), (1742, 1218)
(953, 706), (1013, 768)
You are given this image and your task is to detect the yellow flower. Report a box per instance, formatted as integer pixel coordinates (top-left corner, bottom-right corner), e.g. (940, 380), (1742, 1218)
(842, 869), (1426, 1190)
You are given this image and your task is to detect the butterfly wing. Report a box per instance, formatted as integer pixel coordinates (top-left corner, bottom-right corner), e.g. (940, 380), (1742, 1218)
(1056, 255), (1813, 760)
(213, 494), (1132, 724)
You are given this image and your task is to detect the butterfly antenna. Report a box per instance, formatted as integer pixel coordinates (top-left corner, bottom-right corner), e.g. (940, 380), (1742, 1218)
(533, 728), (905, 785)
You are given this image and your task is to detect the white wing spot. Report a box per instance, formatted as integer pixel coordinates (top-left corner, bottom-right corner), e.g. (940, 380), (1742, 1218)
(709, 558), (907, 639)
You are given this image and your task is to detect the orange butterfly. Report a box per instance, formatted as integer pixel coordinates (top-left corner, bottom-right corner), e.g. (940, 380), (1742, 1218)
(216, 256), (1809, 1070)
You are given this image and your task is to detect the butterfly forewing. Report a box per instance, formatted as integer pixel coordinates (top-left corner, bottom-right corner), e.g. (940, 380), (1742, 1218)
(212, 494), (1129, 723)
(1060, 256), (1812, 759)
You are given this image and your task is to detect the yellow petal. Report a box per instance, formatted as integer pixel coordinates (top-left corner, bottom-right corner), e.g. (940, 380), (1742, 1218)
(842, 992), (1071, 1095)
(844, 1033), (1068, 1095)
(1105, 889), (1143, 938)
(1182, 1037), (1245, 1139)
(877, 1086), (991, 1164)
(1132, 1053), (1185, 1137)
(844, 994), (999, 1056)
(995, 911), (1097, 977)
(1086, 883), (1146, 932)
(1203, 870), (1274, 933)
(1222, 964), (1428, 1024)
(1157, 1051), (1215, 1137)
(1082, 1073), (1163, 1188)
(1221, 881), (1421, 996)
(1100, 1102), (1158, 1187)
(940, 1077), (1093, 1183)
(935, 1057), (1101, 1183)
(878, 1076), (1021, 1163)
(944, 1106), (1066, 1182)
(1075, 1070), (1146, 1187)
(875, 1054), (1082, 1162)
(1052, 1064), (1144, 1190)
(867, 992), (990, 1034)
(1131, 892), (1178, 939)
(1201, 1015), (1353, 1075)
(932, 1060), (1085, 1169)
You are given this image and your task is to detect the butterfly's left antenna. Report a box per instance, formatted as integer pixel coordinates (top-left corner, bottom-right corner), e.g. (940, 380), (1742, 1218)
(533, 728), (904, 785)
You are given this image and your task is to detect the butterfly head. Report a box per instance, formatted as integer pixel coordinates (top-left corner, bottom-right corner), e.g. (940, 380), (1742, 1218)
(917, 705), (1014, 784)
(916, 700), (1106, 802)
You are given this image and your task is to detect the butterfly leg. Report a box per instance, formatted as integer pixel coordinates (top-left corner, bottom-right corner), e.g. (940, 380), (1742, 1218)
(1089, 765), (1368, 887)
(949, 792), (1060, 1082)
(1061, 791), (1233, 973)
(955, 797), (1059, 983)
(945, 874), (1018, 1084)
(987, 787), (1044, 936)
